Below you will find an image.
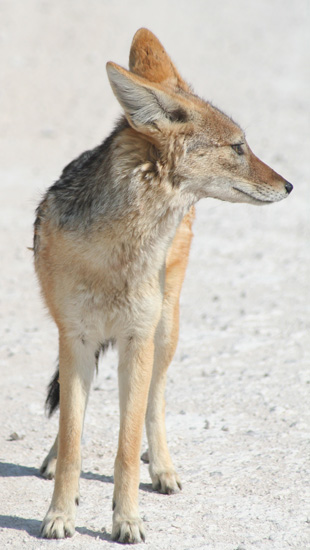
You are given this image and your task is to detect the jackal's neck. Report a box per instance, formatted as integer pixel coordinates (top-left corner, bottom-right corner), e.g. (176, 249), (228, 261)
(104, 124), (192, 239)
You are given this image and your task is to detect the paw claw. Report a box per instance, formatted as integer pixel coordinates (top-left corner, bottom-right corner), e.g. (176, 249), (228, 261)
(40, 455), (57, 480)
(40, 511), (75, 539)
(151, 470), (182, 494)
(112, 517), (145, 544)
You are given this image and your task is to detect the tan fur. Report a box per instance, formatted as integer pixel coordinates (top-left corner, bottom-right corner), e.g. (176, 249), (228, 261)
(129, 28), (190, 93)
(36, 29), (292, 543)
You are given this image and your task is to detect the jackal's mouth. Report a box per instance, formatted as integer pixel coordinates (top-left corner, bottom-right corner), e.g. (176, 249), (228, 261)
(232, 186), (273, 204)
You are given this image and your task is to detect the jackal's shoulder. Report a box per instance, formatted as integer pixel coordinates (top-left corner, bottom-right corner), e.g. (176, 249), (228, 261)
(35, 118), (130, 234)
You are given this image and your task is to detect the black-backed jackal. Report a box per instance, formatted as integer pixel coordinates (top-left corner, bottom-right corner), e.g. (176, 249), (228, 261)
(34, 28), (293, 543)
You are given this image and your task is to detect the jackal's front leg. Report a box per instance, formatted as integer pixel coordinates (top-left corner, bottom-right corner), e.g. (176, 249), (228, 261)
(146, 295), (182, 495)
(40, 335), (95, 539)
(112, 335), (155, 544)
(146, 211), (193, 495)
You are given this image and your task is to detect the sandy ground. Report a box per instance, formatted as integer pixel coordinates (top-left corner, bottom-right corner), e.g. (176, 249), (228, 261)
(0, 1), (309, 549)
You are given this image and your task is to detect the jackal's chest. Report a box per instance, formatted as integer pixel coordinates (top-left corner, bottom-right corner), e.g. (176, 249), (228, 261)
(35, 207), (180, 344)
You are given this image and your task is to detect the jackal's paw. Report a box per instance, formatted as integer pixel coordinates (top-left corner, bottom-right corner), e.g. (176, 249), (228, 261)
(40, 454), (57, 479)
(111, 515), (145, 544)
(40, 510), (75, 539)
(151, 469), (182, 494)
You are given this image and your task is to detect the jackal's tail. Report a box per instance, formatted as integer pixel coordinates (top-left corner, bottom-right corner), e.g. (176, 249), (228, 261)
(44, 340), (115, 417)
(45, 367), (60, 417)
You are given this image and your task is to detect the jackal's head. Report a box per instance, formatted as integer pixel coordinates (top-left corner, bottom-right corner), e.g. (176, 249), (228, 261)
(107, 28), (293, 205)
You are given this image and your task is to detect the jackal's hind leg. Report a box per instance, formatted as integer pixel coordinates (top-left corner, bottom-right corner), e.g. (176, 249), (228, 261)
(40, 434), (58, 480)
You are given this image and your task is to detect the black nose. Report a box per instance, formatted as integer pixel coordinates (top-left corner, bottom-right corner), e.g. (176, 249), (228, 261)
(285, 181), (293, 194)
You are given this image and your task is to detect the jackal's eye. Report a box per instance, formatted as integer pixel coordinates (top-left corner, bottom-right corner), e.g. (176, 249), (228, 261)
(231, 143), (244, 155)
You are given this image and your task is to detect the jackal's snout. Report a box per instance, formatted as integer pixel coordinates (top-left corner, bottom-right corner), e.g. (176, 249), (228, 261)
(245, 151), (294, 203)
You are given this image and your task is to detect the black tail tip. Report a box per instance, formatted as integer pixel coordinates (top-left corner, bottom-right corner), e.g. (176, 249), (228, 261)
(45, 367), (60, 417)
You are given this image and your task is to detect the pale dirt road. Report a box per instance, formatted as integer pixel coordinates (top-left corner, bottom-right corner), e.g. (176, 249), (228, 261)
(0, 1), (309, 549)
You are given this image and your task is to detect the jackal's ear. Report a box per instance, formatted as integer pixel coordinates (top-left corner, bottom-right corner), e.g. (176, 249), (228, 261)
(106, 62), (189, 131)
(129, 28), (190, 92)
